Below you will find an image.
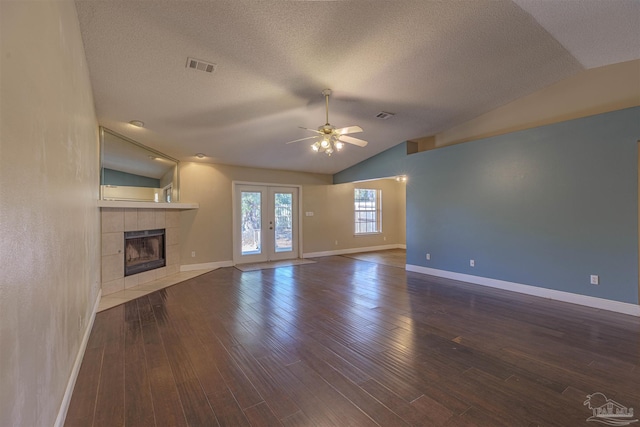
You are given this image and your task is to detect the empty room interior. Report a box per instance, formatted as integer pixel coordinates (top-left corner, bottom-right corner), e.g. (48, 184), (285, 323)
(2, 1), (640, 426)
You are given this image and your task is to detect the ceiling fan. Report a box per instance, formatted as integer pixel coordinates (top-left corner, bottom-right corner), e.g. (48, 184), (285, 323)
(286, 89), (368, 156)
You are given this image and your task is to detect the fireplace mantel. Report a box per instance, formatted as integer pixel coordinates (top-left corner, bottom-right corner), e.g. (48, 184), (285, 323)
(97, 200), (198, 209)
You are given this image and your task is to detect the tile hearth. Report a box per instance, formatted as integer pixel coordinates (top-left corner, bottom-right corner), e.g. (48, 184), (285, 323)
(97, 268), (213, 312)
(99, 204), (206, 311)
(101, 207), (181, 296)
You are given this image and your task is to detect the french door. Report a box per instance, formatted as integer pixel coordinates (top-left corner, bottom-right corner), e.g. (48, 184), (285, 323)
(233, 184), (299, 264)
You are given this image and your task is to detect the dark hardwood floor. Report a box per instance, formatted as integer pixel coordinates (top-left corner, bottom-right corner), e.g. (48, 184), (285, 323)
(341, 248), (406, 269)
(65, 255), (640, 426)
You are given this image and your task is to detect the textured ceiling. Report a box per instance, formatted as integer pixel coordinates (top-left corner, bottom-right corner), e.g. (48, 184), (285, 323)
(513, 0), (640, 69)
(75, 0), (639, 175)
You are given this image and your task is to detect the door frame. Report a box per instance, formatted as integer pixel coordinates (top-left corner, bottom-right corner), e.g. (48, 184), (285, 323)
(232, 181), (303, 265)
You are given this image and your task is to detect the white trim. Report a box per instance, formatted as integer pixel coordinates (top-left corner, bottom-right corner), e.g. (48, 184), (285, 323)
(180, 260), (233, 271)
(303, 243), (405, 259)
(232, 182), (238, 262)
(406, 265), (640, 317)
(232, 180), (304, 188)
(354, 188), (383, 235)
(55, 289), (102, 427)
(298, 186), (304, 264)
(268, 186), (301, 262)
(97, 200), (198, 209)
(231, 181), (303, 264)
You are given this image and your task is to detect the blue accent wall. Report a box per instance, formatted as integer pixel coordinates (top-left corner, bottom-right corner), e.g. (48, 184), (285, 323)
(334, 142), (409, 184)
(103, 168), (160, 188)
(334, 107), (640, 304)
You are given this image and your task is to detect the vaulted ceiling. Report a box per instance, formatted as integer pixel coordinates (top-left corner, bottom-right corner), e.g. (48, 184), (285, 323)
(75, 0), (640, 175)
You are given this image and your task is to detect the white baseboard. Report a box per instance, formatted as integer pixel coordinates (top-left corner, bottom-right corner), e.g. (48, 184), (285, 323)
(303, 243), (405, 259)
(55, 288), (102, 427)
(181, 247), (409, 268)
(406, 265), (640, 317)
(180, 260), (234, 271)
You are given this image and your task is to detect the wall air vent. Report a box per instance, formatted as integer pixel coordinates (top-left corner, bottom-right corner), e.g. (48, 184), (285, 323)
(186, 57), (216, 74)
(375, 111), (395, 120)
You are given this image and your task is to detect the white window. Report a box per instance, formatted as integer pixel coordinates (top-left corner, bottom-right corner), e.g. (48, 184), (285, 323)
(354, 188), (382, 234)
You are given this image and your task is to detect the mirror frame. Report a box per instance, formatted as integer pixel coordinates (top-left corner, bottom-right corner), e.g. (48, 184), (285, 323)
(99, 127), (180, 202)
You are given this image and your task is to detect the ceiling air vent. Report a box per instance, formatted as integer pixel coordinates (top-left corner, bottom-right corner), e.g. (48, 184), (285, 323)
(375, 111), (395, 120)
(186, 57), (216, 74)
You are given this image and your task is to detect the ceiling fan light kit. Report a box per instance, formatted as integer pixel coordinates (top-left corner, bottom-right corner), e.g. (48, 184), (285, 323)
(312, 134), (343, 156)
(285, 89), (368, 156)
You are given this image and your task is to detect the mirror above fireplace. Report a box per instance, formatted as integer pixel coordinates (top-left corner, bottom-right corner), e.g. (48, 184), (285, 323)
(100, 127), (179, 202)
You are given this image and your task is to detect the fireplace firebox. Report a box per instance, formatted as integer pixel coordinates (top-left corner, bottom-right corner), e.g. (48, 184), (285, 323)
(124, 229), (166, 276)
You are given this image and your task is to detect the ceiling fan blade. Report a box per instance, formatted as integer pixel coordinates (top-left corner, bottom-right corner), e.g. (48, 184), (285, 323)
(339, 134), (368, 147)
(285, 135), (319, 144)
(336, 125), (363, 135)
(299, 126), (322, 134)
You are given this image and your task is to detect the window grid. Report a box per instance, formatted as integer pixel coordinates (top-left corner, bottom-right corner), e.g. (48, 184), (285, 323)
(354, 188), (381, 234)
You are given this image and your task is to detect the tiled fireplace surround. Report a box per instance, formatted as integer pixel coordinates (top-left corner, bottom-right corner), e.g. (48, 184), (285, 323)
(101, 208), (180, 295)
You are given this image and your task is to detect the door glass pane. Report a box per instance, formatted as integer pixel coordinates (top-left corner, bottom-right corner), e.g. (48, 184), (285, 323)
(274, 192), (293, 253)
(241, 191), (261, 255)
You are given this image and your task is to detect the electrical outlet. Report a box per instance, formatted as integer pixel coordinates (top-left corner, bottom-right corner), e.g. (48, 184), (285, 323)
(191, 251), (196, 258)
(590, 275), (599, 285)
(470, 259), (475, 267)
(334, 240), (338, 246)
(426, 253), (431, 260)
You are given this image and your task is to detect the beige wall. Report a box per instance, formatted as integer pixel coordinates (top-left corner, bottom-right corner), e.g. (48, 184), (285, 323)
(179, 162), (332, 265)
(303, 179), (406, 254)
(0, 2), (101, 426)
(432, 59), (640, 147)
(179, 163), (406, 265)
